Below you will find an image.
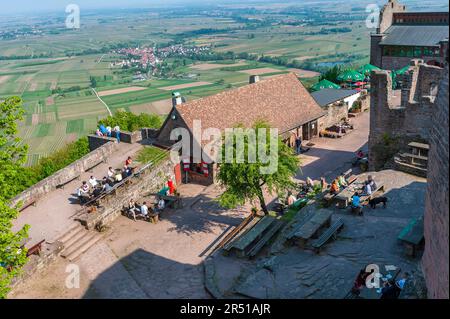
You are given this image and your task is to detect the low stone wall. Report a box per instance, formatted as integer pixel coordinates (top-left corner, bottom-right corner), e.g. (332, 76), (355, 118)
(88, 135), (116, 152)
(141, 128), (160, 140)
(88, 131), (142, 151)
(118, 130), (142, 144)
(11, 241), (64, 289)
(81, 158), (176, 229)
(10, 141), (118, 209)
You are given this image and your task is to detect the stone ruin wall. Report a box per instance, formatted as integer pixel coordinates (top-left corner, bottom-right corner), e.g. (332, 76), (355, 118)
(368, 60), (444, 170)
(422, 64), (449, 299)
(82, 158), (176, 229)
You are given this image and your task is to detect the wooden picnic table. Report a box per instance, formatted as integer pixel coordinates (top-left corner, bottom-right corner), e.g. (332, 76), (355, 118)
(335, 180), (365, 208)
(294, 210), (333, 247)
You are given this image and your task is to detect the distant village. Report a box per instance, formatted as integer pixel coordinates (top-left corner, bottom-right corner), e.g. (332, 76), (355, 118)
(110, 44), (211, 76)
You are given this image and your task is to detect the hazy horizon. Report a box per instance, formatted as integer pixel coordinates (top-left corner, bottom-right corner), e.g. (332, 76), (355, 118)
(1, 0), (448, 15)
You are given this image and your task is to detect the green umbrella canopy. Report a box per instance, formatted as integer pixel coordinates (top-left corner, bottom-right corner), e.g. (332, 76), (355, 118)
(337, 69), (365, 82)
(358, 63), (381, 76)
(396, 65), (410, 75)
(311, 79), (341, 91)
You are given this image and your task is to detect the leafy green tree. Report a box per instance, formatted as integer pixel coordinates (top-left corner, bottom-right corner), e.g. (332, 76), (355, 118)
(0, 97), (29, 298)
(99, 111), (163, 132)
(216, 121), (299, 214)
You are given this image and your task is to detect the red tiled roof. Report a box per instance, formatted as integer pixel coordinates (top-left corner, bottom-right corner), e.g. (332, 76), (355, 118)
(175, 73), (326, 141)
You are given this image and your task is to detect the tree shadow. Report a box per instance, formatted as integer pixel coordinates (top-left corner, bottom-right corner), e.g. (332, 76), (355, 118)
(161, 193), (245, 236)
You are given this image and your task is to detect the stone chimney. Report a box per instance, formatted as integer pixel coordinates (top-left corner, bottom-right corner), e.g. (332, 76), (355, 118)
(249, 75), (260, 84)
(172, 91), (183, 107)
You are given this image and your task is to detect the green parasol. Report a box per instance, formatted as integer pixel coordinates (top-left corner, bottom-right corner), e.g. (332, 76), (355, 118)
(336, 70), (365, 82)
(358, 63), (381, 76)
(396, 65), (410, 75)
(311, 79), (341, 91)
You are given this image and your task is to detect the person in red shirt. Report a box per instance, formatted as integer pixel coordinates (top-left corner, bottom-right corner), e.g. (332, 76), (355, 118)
(125, 156), (132, 166)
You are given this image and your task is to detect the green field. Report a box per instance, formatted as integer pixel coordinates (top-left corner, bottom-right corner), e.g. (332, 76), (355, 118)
(0, 0), (391, 165)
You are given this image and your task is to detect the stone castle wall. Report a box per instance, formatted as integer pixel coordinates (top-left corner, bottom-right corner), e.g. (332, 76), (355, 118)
(368, 60), (444, 170)
(10, 141), (118, 209)
(422, 64), (449, 299)
(81, 158), (176, 229)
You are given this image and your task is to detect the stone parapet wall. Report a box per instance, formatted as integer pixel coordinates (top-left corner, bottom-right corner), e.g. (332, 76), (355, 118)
(81, 159), (175, 229)
(368, 61), (444, 170)
(141, 128), (160, 140)
(10, 141), (118, 209)
(88, 135), (117, 152)
(422, 65), (449, 299)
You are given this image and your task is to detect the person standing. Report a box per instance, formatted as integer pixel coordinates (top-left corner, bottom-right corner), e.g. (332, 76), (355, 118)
(114, 126), (121, 143)
(295, 135), (302, 154)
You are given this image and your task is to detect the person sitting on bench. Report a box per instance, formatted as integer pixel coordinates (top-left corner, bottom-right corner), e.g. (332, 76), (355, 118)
(128, 198), (141, 221)
(140, 202), (150, 219)
(330, 179), (340, 194)
(115, 170), (123, 182)
(287, 192), (297, 206)
(89, 176), (98, 188)
(351, 192), (361, 209)
(123, 165), (132, 178)
(337, 173), (348, 188)
(368, 175), (378, 193)
(102, 180), (113, 192)
(320, 177), (328, 191)
(353, 149), (366, 166)
(155, 198), (165, 214)
(77, 181), (90, 204)
(107, 167), (115, 183)
(380, 279), (400, 299)
(92, 185), (103, 197)
(361, 180), (372, 196)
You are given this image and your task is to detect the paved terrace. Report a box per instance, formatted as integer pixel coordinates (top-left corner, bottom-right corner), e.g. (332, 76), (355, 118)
(10, 112), (374, 299)
(12, 142), (145, 248)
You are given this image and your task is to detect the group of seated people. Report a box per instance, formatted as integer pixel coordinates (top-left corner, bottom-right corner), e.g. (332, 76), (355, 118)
(127, 197), (166, 222)
(350, 175), (378, 209)
(76, 156), (135, 204)
(329, 173), (350, 194)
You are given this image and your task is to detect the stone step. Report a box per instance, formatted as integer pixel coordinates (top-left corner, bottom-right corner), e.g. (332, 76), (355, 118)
(66, 234), (102, 262)
(61, 232), (97, 259)
(62, 227), (89, 250)
(55, 223), (85, 244)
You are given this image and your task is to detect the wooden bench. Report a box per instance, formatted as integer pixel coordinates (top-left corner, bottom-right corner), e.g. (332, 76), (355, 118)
(223, 217), (260, 252)
(286, 209), (315, 240)
(226, 216), (276, 257)
(293, 210), (333, 248)
(360, 185), (385, 206)
(56, 174), (81, 190)
(311, 218), (344, 253)
(26, 239), (45, 257)
(398, 216), (424, 257)
(399, 152), (428, 166)
(247, 221), (284, 258)
(19, 199), (37, 212)
(323, 192), (338, 207)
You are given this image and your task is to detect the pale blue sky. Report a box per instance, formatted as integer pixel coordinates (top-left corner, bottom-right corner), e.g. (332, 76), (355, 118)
(1, 0), (212, 14)
(2, 0), (448, 14)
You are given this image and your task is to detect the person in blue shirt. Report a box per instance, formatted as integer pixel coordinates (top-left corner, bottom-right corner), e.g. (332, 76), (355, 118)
(99, 124), (108, 136)
(351, 192), (361, 208)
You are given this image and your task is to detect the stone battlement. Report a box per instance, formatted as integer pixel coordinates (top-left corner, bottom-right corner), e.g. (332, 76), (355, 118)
(368, 59), (444, 170)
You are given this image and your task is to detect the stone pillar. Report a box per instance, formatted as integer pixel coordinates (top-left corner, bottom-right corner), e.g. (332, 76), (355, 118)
(368, 70), (391, 170)
(370, 34), (384, 68)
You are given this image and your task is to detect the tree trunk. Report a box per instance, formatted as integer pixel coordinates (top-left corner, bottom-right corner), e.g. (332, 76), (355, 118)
(257, 188), (269, 214)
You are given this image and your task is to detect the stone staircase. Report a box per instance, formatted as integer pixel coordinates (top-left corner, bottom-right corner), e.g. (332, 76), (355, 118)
(56, 223), (103, 262)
